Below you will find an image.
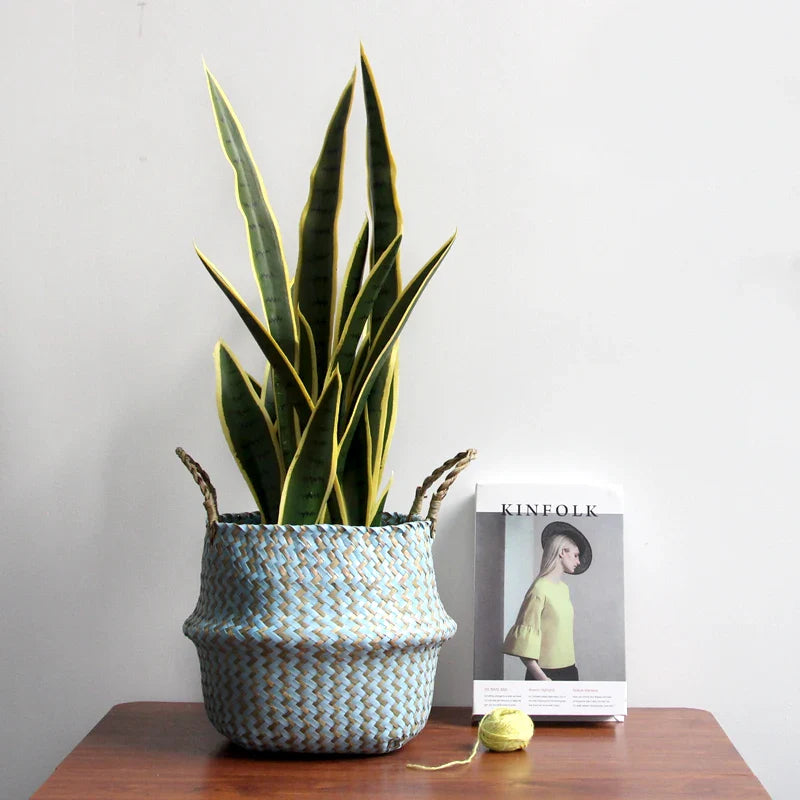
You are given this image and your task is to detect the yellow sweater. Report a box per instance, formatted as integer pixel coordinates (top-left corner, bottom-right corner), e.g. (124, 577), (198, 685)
(503, 578), (575, 669)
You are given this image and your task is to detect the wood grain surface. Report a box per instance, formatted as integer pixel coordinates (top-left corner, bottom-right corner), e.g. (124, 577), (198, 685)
(32, 704), (768, 799)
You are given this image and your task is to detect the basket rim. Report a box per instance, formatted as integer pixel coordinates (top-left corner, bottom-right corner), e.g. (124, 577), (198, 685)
(213, 511), (428, 533)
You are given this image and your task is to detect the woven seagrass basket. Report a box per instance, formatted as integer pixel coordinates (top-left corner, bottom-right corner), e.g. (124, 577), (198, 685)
(178, 449), (474, 754)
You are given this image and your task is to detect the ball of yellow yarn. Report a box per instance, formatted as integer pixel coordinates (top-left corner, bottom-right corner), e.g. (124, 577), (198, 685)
(406, 707), (533, 771)
(478, 707), (534, 751)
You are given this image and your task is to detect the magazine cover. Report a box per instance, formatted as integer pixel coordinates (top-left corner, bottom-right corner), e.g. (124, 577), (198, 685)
(473, 483), (626, 720)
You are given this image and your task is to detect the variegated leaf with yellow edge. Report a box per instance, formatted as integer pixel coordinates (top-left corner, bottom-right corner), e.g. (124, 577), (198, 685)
(278, 369), (342, 525)
(204, 65), (296, 360)
(296, 71), (355, 382)
(215, 341), (284, 523)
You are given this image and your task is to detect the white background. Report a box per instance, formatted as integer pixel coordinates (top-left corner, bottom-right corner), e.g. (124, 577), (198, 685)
(3, 2), (799, 797)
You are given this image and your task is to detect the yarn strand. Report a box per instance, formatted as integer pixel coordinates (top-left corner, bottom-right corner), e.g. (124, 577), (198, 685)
(407, 737), (481, 771)
(406, 707), (534, 771)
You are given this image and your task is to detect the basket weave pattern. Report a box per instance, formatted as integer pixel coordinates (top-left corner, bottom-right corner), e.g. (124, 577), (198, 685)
(183, 513), (457, 753)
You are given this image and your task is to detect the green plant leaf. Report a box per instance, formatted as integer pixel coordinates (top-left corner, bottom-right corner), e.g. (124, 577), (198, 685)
(380, 353), (399, 478)
(331, 233), (401, 393)
(205, 65), (297, 359)
(336, 409), (371, 525)
(352, 234), (455, 398)
(366, 361), (390, 483)
(360, 46), (402, 336)
(196, 246), (312, 470)
(295, 71), (355, 383)
(278, 370), (342, 524)
(272, 373), (300, 470)
(340, 233), (455, 461)
(296, 311), (319, 401)
(246, 372), (263, 400)
(368, 345), (399, 484)
(345, 337), (370, 410)
(195, 246), (313, 420)
(326, 478), (348, 525)
(261, 363), (276, 418)
(335, 218), (369, 344)
(215, 341), (283, 522)
(363, 348), (397, 522)
(369, 475), (393, 527)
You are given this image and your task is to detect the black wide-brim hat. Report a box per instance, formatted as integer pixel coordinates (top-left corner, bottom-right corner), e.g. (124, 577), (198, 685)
(541, 521), (592, 575)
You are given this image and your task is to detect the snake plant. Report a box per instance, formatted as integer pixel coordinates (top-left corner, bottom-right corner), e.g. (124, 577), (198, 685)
(190, 48), (455, 526)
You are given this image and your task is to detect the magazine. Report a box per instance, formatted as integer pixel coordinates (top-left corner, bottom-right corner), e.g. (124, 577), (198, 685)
(473, 483), (626, 721)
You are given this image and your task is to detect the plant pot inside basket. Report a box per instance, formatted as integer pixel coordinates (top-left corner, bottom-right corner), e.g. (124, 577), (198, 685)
(179, 449), (474, 753)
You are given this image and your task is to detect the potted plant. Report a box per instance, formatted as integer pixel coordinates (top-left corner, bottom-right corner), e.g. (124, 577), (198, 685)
(177, 47), (474, 754)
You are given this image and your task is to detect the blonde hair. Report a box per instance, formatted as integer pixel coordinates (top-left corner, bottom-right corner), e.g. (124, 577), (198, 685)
(536, 533), (578, 580)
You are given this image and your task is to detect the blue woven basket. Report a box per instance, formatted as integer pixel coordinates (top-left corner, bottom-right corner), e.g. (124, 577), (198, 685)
(178, 449), (474, 753)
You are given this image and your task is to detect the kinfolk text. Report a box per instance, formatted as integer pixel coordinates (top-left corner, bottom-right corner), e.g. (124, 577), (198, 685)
(501, 504), (598, 517)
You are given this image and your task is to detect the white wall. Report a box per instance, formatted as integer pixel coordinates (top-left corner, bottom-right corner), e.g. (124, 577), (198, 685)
(3, 1), (799, 797)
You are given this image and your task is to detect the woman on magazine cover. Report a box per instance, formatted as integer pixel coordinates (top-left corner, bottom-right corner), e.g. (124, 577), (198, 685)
(503, 521), (592, 681)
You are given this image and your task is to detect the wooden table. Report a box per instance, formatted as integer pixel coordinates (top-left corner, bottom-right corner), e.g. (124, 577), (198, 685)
(32, 703), (767, 799)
